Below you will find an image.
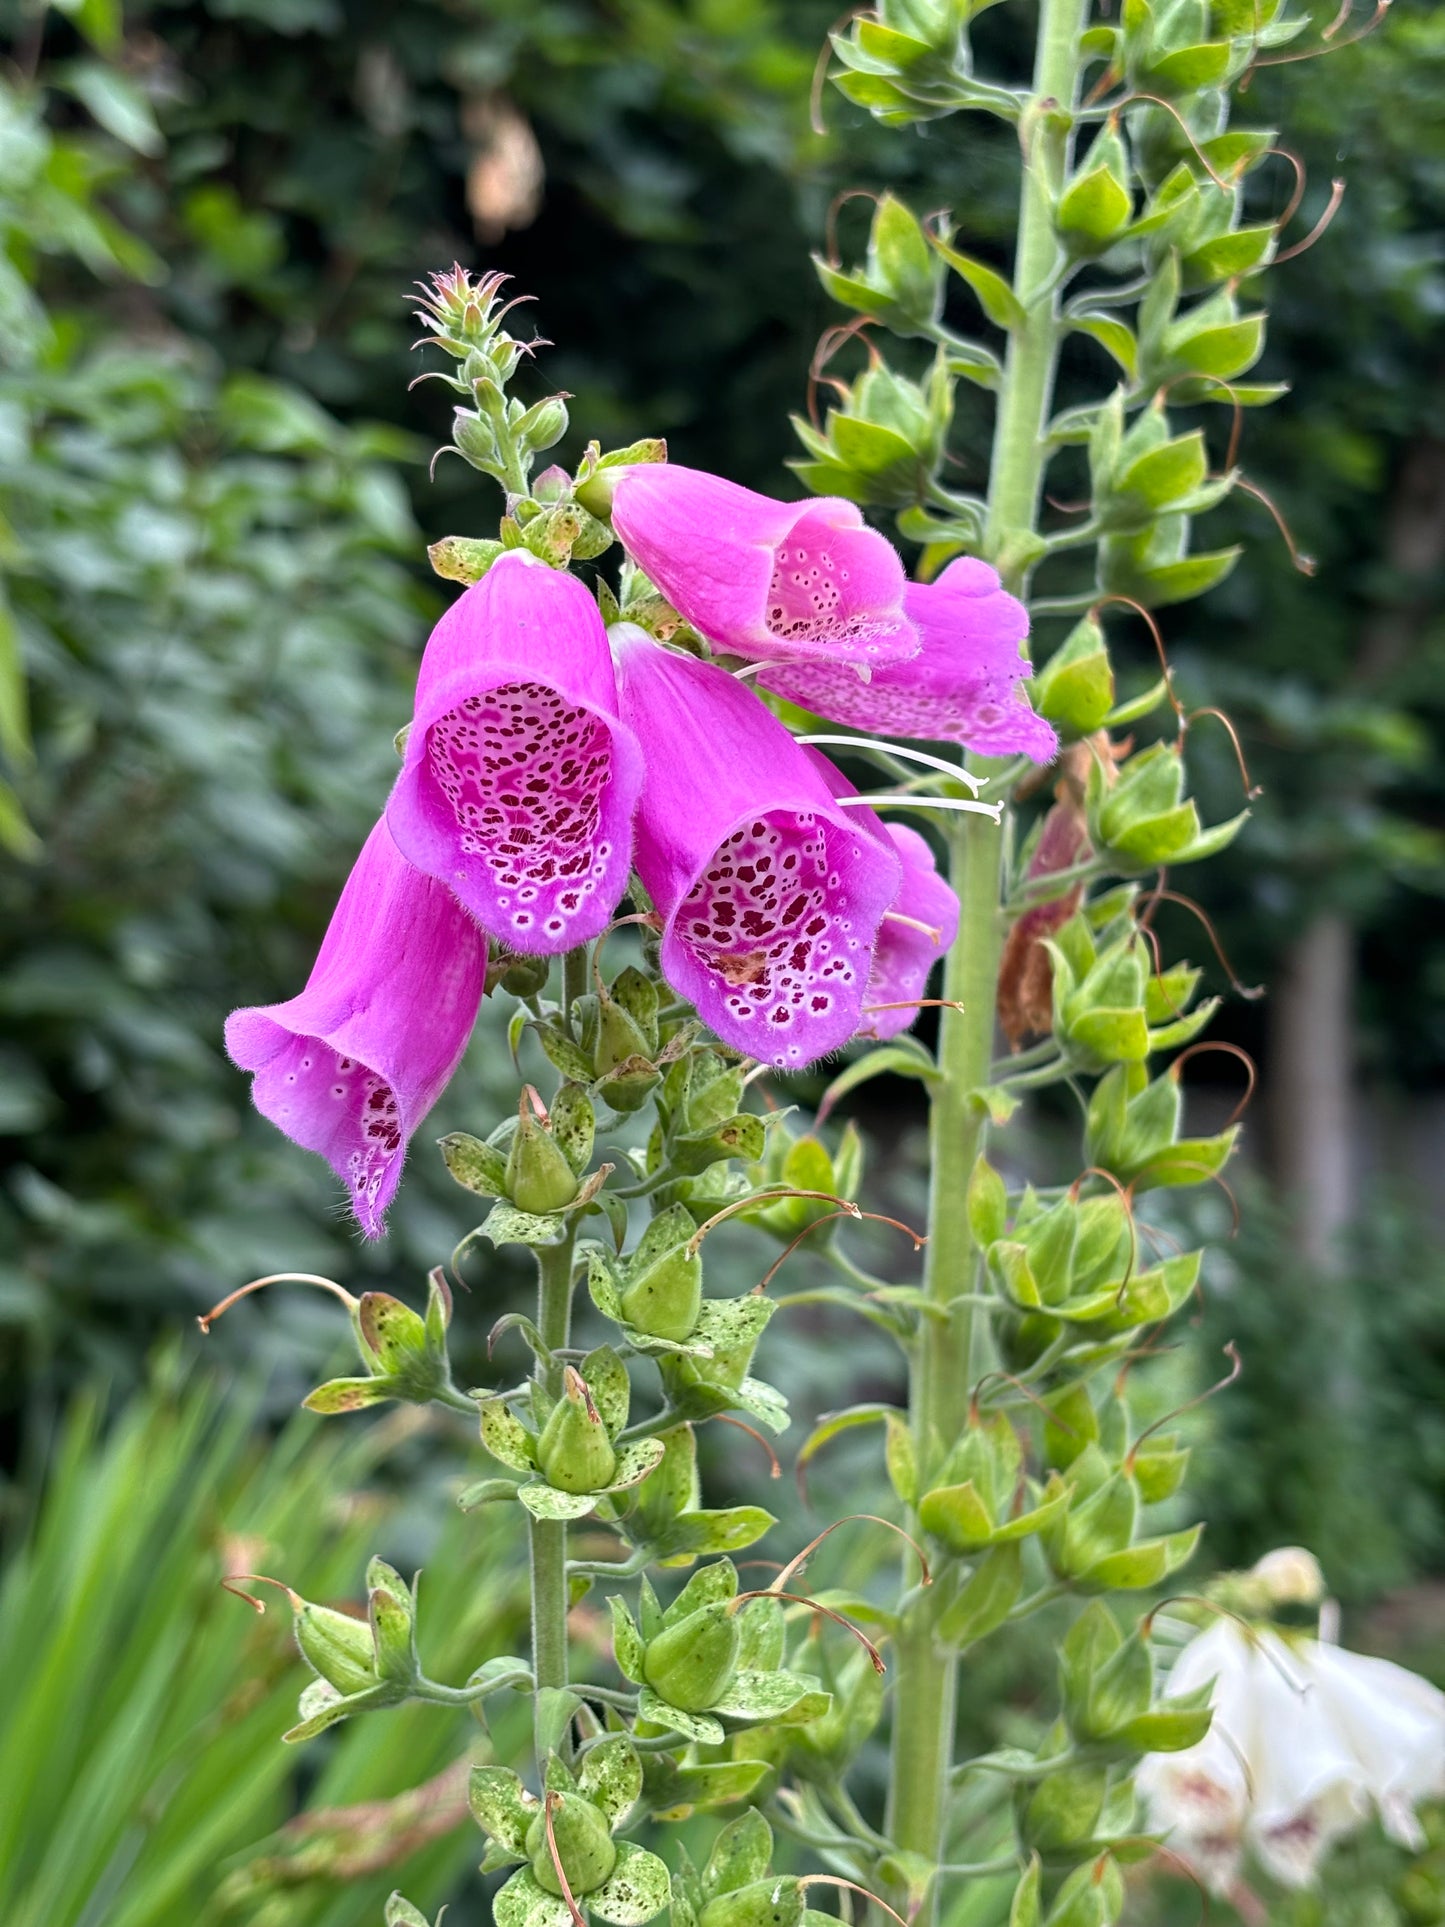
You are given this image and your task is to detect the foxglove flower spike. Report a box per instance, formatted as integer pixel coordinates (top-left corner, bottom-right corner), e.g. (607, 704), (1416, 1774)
(226, 820), (487, 1236)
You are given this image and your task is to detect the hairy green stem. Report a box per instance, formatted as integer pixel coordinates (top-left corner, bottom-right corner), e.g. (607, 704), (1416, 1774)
(884, 0), (1087, 1909)
(530, 1227), (577, 1759)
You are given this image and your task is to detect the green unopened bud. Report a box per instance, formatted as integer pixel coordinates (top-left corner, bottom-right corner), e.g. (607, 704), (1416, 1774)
(595, 990), (653, 1076)
(537, 1367), (618, 1494)
(366, 1557), (418, 1684)
(500, 952), (552, 998)
(505, 1094), (579, 1214)
(295, 1597), (378, 1695)
(1016, 1761), (1109, 1855)
(515, 393), (569, 454)
(1056, 122), (1133, 257)
(596, 1055), (662, 1114)
(525, 1791), (617, 1897)
(699, 1877), (805, 1927)
(642, 1601), (741, 1711)
(620, 1241), (702, 1342)
(452, 409), (499, 469)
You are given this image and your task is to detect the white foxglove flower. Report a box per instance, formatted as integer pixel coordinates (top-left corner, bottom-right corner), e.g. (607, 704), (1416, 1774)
(1138, 1615), (1445, 1891)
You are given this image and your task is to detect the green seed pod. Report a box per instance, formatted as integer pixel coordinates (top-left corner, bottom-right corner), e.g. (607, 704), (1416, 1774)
(505, 1098), (579, 1214)
(699, 1877), (805, 1927)
(525, 1792), (618, 1897)
(536, 1368), (618, 1494)
(642, 1602), (741, 1711)
(294, 1598), (377, 1696)
(620, 1242), (703, 1342)
(595, 988), (654, 1076)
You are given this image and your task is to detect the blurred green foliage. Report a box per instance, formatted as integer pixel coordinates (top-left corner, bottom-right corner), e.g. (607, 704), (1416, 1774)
(0, 1359), (529, 1925)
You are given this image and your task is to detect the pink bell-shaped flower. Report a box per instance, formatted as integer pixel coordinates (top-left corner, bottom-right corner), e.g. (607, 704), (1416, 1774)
(803, 750), (960, 1042)
(612, 627), (902, 1067)
(762, 556), (1058, 763)
(387, 550), (645, 954)
(225, 818), (487, 1237)
(610, 463), (918, 670)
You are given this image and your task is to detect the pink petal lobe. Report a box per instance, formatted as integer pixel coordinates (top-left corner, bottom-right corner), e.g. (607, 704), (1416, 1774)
(762, 555), (1058, 763)
(225, 819), (487, 1236)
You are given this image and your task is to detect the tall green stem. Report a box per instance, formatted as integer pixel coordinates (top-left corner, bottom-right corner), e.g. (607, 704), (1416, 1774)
(884, 0), (1087, 1906)
(530, 1228), (576, 1757)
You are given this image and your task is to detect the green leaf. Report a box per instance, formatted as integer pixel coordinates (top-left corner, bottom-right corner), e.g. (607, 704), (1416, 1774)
(928, 235), (1027, 331)
(650, 1506), (777, 1560)
(516, 1481), (601, 1520)
(819, 1039), (938, 1119)
(482, 1202), (570, 1249)
(302, 1376), (390, 1414)
(577, 1734), (643, 1826)
(480, 1399), (537, 1473)
(797, 1403), (898, 1479)
(469, 1765), (537, 1854)
(458, 1477), (521, 1511)
(938, 1541), (1023, 1646)
(60, 61), (165, 156)
(494, 1868), (574, 1927)
(712, 1669), (827, 1722)
(610, 1596), (646, 1681)
(636, 1688), (725, 1745)
(591, 1842), (674, 1927)
(967, 1156), (1009, 1247)
(1057, 168), (1132, 250)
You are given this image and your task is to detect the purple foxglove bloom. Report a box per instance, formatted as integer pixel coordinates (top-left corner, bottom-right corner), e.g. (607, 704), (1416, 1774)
(387, 550), (644, 954)
(610, 463), (918, 670)
(612, 627), (902, 1067)
(225, 819), (487, 1237)
(762, 556), (1058, 763)
(802, 750), (959, 1042)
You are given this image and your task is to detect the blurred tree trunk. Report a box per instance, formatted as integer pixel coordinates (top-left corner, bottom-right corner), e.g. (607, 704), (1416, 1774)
(1270, 437), (1445, 1267)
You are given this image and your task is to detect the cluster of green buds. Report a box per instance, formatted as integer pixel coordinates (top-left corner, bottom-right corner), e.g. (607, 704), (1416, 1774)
(469, 1735), (672, 1927)
(302, 1268), (462, 1416)
(610, 1560), (827, 1742)
(477, 1346), (664, 1520)
(671, 1810), (843, 1927)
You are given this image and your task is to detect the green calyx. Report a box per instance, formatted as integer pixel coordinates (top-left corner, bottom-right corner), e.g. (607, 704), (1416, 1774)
(294, 1597), (377, 1696)
(642, 1601), (742, 1711)
(536, 1367), (618, 1494)
(618, 1205), (703, 1342)
(505, 1093), (580, 1214)
(699, 1876), (806, 1927)
(525, 1791), (617, 1897)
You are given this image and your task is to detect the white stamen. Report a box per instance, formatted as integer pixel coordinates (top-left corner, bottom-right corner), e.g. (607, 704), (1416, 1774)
(799, 735), (984, 793)
(834, 794), (1004, 822)
(883, 910), (943, 940)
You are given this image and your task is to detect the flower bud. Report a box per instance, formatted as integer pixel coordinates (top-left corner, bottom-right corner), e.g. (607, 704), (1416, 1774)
(515, 393), (569, 455)
(452, 408), (500, 469)
(619, 1207), (703, 1342)
(294, 1598), (378, 1696)
(366, 1557), (419, 1684)
(1249, 1545), (1325, 1608)
(537, 1367), (618, 1494)
(499, 951), (552, 999)
(505, 1095), (580, 1214)
(525, 1792), (617, 1897)
(642, 1601), (742, 1711)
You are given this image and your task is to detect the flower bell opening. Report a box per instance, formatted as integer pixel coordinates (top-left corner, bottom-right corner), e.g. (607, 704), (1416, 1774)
(610, 464), (918, 669)
(612, 627), (901, 1066)
(388, 551), (644, 955)
(762, 505), (916, 663)
(424, 681), (616, 948)
(762, 556), (1059, 764)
